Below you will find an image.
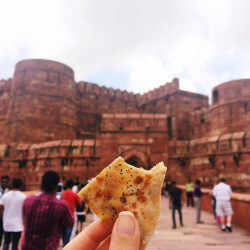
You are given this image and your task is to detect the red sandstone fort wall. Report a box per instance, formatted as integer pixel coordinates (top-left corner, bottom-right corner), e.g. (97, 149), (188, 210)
(3, 60), (77, 143)
(99, 113), (168, 169)
(139, 81), (209, 140)
(0, 79), (12, 142)
(190, 79), (250, 138)
(75, 81), (140, 138)
(168, 131), (250, 192)
(0, 59), (249, 194)
(0, 139), (100, 190)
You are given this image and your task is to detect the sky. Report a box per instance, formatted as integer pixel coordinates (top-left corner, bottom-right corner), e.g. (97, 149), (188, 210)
(0, 0), (250, 99)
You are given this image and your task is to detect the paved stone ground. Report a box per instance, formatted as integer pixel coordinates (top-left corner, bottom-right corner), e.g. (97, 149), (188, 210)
(147, 196), (250, 250)
(77, 196), (250, 249)
(2, 196), (249, 249)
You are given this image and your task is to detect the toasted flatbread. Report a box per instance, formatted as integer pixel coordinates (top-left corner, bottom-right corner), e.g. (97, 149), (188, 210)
(78, 156), (167, 250)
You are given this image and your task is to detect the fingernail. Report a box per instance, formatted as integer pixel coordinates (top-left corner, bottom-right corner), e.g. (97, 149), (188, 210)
(117, 211), (136, 236)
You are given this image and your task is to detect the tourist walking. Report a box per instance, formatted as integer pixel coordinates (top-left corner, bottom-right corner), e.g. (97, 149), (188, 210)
(169, 181), (183, 229)
(22, 171), (74, 250)
(185, 178), (194, 207)
(213, 178), (233, 232)
(61, 179), (82, 246)
(0, 178), (26, 250)
(0, 175), (9, 247)
(194, 179), (208, 223)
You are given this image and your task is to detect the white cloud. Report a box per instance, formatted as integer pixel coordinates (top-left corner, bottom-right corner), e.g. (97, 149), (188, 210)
(126, 54), (174, 93)
(0, 0), (250, 99)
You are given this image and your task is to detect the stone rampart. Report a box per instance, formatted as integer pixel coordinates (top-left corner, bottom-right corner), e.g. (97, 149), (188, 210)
(0, 139), (100, 190)
(190, 79), (250, 138)
(168, 131), (250, 191)
(0, 79), (12, 141)
(0, 59), (249, 198)
(212, 79), (250, 104)
(3, 59), (78, 143)
(100, 113), (168, 171)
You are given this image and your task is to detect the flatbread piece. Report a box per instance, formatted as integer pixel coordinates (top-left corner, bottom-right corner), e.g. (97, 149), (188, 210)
(78, 156), (167, 250)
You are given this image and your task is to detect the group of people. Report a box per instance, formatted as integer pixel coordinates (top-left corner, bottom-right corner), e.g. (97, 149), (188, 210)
(0, 172), (86, 250)
(167, 178), (233, 232)
(0, 171), (235, 249)
(0, 173), (144, 250)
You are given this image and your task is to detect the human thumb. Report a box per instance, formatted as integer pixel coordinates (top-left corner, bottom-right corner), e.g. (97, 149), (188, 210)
(109, 211), (140, 250)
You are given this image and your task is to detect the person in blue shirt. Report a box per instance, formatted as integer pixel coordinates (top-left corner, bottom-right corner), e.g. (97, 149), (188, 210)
(194, 179), (208, 223)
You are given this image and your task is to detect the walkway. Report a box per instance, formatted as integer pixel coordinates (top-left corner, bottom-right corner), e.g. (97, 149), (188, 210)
(78, 196), (249, 249)
(3, 196), (248, 249)
(147, 196), (250, 250)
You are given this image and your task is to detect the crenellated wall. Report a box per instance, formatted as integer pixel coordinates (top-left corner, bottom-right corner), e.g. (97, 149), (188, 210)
(75, 81), (140, 137)
(0, 59), (249, 197)
(0, 59), (209, 143)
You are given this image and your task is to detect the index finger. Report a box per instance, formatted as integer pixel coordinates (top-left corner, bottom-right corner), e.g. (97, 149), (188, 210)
(63, 219), (111, 250)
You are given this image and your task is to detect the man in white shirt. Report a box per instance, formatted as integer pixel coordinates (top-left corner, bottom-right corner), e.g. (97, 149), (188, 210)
(212, 178), (233, 232)
(0, 178), (26, 250)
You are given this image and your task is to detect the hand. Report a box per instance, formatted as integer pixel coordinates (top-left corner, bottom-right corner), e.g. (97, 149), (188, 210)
(63, 211), (140, 250)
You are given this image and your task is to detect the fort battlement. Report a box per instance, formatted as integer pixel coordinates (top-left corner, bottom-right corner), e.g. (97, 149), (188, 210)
(75, 78), (181, 106)
(76, 81), (138, 103)
(0, 59), (249, 197)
